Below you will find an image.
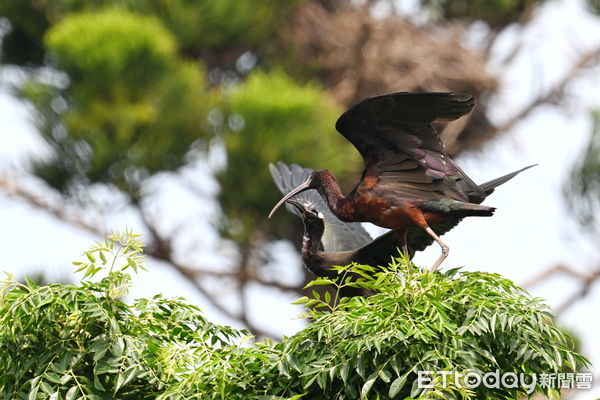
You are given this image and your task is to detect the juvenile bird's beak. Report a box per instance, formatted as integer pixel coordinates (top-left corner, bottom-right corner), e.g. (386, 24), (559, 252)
(268, 178), (312, 218)
(286, 200), (308, 217)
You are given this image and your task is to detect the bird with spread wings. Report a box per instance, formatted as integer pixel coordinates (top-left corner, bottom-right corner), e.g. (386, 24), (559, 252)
(269, 93), (534, 271)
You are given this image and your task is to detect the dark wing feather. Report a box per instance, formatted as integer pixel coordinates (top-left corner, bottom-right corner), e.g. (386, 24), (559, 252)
(353, 231), (401, 267)
(336, 92), (485, 202)
(336, 92), (474, 161)
(269, 162), (373, 251)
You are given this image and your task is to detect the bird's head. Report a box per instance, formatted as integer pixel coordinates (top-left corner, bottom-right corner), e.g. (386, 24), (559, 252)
(286, 200), (325, 238)
(268, 169), (331, 218)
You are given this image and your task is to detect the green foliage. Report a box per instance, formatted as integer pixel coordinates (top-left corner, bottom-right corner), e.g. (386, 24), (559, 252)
(20, 8), (210, 194)
(0, 231), (245, 400)
(0, 233), (588, 399)
(564, 110), (600, 232)
(218, 70), (360, 238)
(129, 0), (305, 55)
(0, 0), (304, 65)
(1, 2), (343, 238)
(46, 9), (176, 92)
(277, 262), (586, 399)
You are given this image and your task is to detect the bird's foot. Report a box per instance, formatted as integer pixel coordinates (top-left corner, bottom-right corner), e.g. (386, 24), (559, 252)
(429, 244), (449, 273)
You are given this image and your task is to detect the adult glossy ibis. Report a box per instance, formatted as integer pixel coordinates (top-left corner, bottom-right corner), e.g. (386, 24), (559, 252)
(269, 92), (534, 272)
(270, 161), (532, 273)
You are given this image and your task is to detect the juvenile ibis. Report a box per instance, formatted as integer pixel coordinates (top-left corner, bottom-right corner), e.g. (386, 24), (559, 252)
(269, 92), (534, 272)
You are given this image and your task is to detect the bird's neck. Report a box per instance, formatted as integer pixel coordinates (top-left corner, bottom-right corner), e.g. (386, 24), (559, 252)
(301, 232), (329, 277)
(301, 229), (322, 260)
(316, 173), (354, 221)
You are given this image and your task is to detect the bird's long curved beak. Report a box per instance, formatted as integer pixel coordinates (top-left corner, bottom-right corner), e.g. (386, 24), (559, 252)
(268, 179), (312, 219)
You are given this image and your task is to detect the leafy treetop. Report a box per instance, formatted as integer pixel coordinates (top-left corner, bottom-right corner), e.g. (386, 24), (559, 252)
(0, 232), (588, 399)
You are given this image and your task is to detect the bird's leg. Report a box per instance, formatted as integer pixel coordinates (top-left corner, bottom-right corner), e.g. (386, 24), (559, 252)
(395, 228), (408, 257)
(424, 226), (449, 272)
(407, 208), (449, 272)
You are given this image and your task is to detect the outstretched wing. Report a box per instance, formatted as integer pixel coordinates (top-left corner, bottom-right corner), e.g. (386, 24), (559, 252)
(336, 92), (485, 203)
(269, 162), (373, 251)
(353, 230), (401, 266)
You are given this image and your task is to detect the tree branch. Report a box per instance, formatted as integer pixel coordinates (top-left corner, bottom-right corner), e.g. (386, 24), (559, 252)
(1, 174), (287, 338)
(0, 174), (105, 235)
(497, 47), (600, 133)
(522, 263), (600, 316)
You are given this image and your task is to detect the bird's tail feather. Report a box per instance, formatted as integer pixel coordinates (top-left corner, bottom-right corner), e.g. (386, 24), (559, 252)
(422, 200), (495, 217)
(480, 164), (536, 195)
(456, 204), (495, 217)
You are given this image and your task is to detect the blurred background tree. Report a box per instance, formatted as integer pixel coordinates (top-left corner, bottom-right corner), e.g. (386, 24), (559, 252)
(1, 0), (599, 352)
(565, 111), (600, 236)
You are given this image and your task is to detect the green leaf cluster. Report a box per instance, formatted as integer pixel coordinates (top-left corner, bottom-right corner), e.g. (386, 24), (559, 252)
(46, 9), (176, 86)
(273, 263), (587, 399)
(0, 0), (303, 66)
(126, 0), (305, 55)
(19, 8), (210, 194)
(1, 2), (353, 240)
(0, 232), (245, 400)
(0, 233), (588, 399)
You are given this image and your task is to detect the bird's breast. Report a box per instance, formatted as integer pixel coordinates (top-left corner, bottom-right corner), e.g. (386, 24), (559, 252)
(351, 186), (452, 229)
(351, 189), (411, 229)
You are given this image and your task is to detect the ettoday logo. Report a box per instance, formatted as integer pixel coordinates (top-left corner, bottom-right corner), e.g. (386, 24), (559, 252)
(417, 370), (593, 393)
